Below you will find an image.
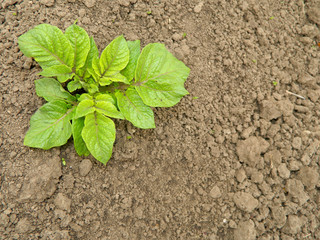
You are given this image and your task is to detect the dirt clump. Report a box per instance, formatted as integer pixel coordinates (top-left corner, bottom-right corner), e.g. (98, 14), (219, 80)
(0, 0), (320, 239)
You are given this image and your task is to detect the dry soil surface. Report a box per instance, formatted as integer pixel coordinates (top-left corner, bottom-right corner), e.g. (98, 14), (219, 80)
(1, 0), (320, 239)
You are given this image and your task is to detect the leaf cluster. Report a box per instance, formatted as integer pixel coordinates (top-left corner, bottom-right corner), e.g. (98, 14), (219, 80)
(18, 23), (190, 164)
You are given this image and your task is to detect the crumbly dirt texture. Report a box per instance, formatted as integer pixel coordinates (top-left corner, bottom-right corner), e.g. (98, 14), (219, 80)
(1, 0), (320, 239)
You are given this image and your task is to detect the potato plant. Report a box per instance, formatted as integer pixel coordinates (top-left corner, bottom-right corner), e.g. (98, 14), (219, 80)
(18, 22), (190, 164)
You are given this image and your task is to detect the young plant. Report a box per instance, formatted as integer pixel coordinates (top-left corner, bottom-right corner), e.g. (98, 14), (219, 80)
(18, 23), (190, 164)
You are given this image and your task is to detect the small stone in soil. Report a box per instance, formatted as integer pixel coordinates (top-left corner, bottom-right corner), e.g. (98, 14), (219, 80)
(39, 0), (55, 7)
(292, 137), (302, 150)
(235, 168), (246, 183)
(298, 167), (319, 189)
(233, 192), (258, 212)
(271, 206), (287, 228)
(286, 179), (309, 205)
(54, 193), (71, 212)
(233, 220), (256, 240)
(236, 136), (269, 167)
(209, 186), (221, 198)
(83, 0), (96, 8)
(282, 215), (302, 235)
(307, 6), (320, 25)
(79, 159), (93, 177)
(277, 163), (290, 179)
(63, 174), (75, 189)
(194, 2), (204, 13)
(15, 218), (32, 234)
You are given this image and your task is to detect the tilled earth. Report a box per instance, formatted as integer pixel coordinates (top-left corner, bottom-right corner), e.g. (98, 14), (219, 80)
(0, 0), (320, 239)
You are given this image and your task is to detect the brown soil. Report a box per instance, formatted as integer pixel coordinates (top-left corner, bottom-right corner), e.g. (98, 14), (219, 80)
(1, 0), (320, 239)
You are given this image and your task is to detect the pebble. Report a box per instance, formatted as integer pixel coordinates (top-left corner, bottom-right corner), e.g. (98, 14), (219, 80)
(259, 99), (281, 120)
(264, 149), (282, 167)
(9, 214), (17, 224)
(229, 220), (237, 228)
(235, 168), (246, 183)
(307, 6), (320, 24)
(297, 74), (315, 85)
(298, 167), (319, 189)
(308, 58), (319, 76)
(233, 192), (258, 212)
(79, 9), (86, 17)
(83, 0), (96, 8)
(292, 137), (302, 150)
(79, 159), (93, 177)
(172, 33), (182, 42)
(301, 25), (319, 37)
(9, 151), (17, 158)
(19, 156), (62, 202)
(267, 124), (280, 138)
(194, 2), (204, 13)
(251, 170), (264, 184)
(233, 220), (256, 240)
(209, 186), (221, 199)
(2, 0), (18, 8)
(308, 89), (320, 103)
(277, 163), (290, 179)
(42, 230), (71, 239)
(119, 0), (130, 7)
(288, 160), (302, 171)
(63, 174), (75, 189)
(241, 126), (254, 139)
(54, 193), (71, 212)
(197, 186), (205, 195)
(260, 99), (294, 120)
(134, 206), (144, 219)
(282, 215), (301, 235)
(236, 136), (269, 167)
(301, 155), (311, 166)
(304, 140), (319, 161)
(121, 197), (132, 209)
(181, 44), (190, 55)
(23, 58), (33, 69)
(39, 0), (55, 7)
(271, 206), (287, 228)
(0, 213), (9, 228)
(286, 179), (309, 205)
(15, 218), (32, 234)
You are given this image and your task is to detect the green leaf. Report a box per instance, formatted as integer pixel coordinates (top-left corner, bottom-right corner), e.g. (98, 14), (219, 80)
(35, 78), (75, 102)
(115, 87), (155, 129)
(95, 94), (124, 119)
(67, 79), (82, 92)
(72, 117), (90, 156)
(57, 74), (75, 83)
(120, 40), (140, 82)
(92, 35), (129, 85)
(82, 112), (116, 164)
(88, 61), (105, 84)
(24, 101), (75, 149)
(135, 43), (190, 107)
(75, 99), (95, 119)
(81, 36), (99, 78)
(75, 94), (123, 119)
(100, 72), (129, 86)
(136, 81), (189, 107)
(78, 93), (93, 101)
(18, 24), (74, 69)
(39, 65), (72, 77)
(95, 93), (116, 105)
(65, 23), (90, 70)
(84, 78), (99, 94)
